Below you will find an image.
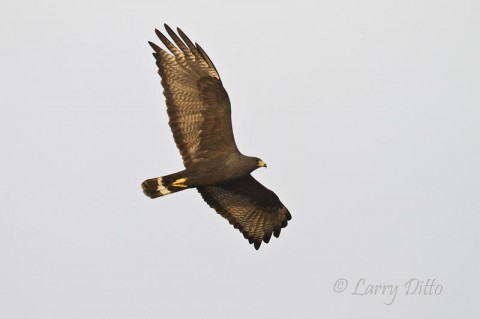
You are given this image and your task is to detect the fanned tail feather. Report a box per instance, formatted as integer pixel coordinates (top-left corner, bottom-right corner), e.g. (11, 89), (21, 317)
(141, 172), (189, 198)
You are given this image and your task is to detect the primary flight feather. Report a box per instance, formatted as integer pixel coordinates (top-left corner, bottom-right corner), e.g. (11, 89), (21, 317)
(141, 24), (291, 249)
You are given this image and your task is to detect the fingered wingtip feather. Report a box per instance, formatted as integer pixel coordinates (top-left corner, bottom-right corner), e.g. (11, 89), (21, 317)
(273, 227), (281, 238)
(148, 41), (160, 51)
(163, 24), (190, 54)
(164, 23), (175, 34)
(263, 232), (272, 243)
(154, 29), (163, 39)
(177, 27), (200, 55)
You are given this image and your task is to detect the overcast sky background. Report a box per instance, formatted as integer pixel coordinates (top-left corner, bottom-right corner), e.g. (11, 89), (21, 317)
(1, 0), (479, 318)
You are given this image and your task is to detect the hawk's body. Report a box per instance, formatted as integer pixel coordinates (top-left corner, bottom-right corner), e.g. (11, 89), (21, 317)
(142, 25), (291, 249)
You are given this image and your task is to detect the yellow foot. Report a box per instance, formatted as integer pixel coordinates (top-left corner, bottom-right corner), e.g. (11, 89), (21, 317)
(172, 177), (188, 188)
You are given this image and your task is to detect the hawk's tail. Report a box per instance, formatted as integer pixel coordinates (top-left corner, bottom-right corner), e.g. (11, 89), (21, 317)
(141, 171), (190, 198)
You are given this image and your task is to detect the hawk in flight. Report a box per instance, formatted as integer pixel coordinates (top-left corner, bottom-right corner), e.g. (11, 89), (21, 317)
(141, 24), (291, 249)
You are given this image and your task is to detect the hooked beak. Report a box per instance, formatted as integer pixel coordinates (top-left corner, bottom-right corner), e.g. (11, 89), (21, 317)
(257, 160), (267, 168)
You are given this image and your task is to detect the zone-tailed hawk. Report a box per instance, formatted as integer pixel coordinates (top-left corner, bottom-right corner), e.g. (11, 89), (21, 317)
(141, 24), (291, 249)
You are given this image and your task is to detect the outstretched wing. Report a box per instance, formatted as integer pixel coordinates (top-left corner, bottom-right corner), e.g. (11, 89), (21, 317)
(149, 25), (239, 168)
(197, 175), (292, 250)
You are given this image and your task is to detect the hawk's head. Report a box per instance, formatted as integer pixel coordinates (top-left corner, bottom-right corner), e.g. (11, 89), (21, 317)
(254, 158), (267, 168)
(240, 156), (267, 173)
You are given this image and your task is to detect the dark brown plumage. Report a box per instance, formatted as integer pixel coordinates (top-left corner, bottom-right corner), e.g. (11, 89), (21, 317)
(141, 24), (291, 249)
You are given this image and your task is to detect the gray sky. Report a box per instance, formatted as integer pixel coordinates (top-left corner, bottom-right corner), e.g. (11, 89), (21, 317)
(1, 0), (479, 318)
